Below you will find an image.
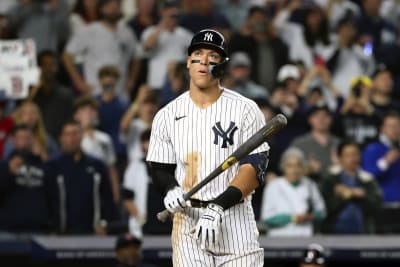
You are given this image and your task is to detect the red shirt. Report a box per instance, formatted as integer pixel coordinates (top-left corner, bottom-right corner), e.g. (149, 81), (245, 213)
(0, 116), (14, 158)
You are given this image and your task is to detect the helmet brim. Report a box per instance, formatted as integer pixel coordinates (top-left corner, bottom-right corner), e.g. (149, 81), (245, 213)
(188, 43), (227, 58)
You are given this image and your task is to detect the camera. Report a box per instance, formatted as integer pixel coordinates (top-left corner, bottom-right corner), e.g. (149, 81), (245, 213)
(351, 81), (363, 98)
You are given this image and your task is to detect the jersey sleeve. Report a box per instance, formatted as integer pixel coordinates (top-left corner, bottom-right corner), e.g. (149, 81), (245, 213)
(242, 101), (270, 154)
(146, 108), (176, 164)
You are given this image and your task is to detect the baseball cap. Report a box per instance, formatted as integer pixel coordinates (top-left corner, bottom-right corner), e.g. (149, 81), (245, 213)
(230, 52), (251, 68)
(115, 233), (142, 251)
(302, 243), (326, 265)
(277, 64), (300, 82)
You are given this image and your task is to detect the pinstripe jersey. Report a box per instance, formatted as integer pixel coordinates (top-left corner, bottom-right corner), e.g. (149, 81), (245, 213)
(147, 88), (270, 200)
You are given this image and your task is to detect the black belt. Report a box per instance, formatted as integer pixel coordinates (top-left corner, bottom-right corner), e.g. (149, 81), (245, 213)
(189, 198), (244, 208)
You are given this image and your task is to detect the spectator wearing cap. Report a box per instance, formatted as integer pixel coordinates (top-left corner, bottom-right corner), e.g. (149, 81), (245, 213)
(62, 0), (142, 100)
(370, 64), (400, 118)
(290, 105), (341, 184)
(333, 76), (380, 147)
(270, 64), (310, 170)
(321, 139), (382, 234)
(141, 0), (193, 91)
(73, 96), (120, 204)
(46, 120), (116, 234)
(229, 6), (288, 91)
(114, 233), (159, 267)
(224, 51), (269, 101)
(299, 243), (326, 267)
(96, 65), (129, 183)
(326, 15), (375, 98)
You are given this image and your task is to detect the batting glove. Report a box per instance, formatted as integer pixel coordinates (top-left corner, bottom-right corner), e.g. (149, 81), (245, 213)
(163, 186), (186, 214)
(193, 203), (224, 250)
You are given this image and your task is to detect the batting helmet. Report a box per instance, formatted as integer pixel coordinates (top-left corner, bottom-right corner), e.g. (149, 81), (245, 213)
(187, 29), (228, 58)
(301, 243), (326, 265)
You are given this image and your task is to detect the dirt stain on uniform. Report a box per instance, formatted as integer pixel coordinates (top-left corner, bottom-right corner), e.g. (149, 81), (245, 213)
(182, 152), (199, 194)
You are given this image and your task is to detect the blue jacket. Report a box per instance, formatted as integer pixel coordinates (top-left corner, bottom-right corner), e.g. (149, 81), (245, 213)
(362, 142), (400, 202)
(46, 152), (116, 234)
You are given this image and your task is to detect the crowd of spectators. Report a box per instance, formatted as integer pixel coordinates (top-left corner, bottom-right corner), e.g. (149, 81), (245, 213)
(1, 0), (400, 241)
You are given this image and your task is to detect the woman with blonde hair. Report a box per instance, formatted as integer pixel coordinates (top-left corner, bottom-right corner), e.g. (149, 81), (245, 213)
(3, 101), (58, 161)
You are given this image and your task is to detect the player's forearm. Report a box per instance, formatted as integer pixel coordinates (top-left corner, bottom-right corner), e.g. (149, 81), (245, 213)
(229, 164), (259, 199)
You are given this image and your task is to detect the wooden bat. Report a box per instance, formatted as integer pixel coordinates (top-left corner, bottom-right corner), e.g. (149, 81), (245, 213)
(157, 113), (288, 222)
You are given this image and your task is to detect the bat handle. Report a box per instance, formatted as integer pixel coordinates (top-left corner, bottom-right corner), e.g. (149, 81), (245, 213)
(157, 209), (171, 222)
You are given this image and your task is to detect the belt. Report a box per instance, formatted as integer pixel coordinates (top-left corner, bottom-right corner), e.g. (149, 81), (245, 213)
(189, 198), (244, 208)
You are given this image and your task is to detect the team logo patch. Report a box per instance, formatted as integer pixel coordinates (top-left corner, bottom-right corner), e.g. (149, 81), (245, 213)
(212, 121), (238, 148)
(204, 32), (213, 42)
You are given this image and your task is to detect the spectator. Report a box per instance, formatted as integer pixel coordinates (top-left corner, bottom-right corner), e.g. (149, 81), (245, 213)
(7, 0), (70, 53)
(291, 105), (341, 183)
(229, 6), (288, 91)
(217, 0), (248, 31)
(114, 233), (159, 267)
(159, 61), (189, 107)
(333, 76), (380, 147)
(327, 15), (375, 97)
(0, 124), (49, 233)
(122, 129), (150, 238)
(73, 96), (120, 204)
(299, 243), (327, 267)
(0, 97), (13, 158)
(4, 101), (59, 161)
(260, 147), (326, 236)
(223, 51), (269, 100)
(62, 0), (142, 100)
(273, 2), (334, 69)
(46, 120), (116, 234)
(356, 0), (397, 61)
(120, 86), (158, 163)
(179, 0), (231, 38)
(30, 50), (74, 141)
(321, 139), (382, 234)
(127, 0), (158, 39)
(69, 0), (98, 35)
(141, 0), (192, 91)
(0, 14), (12, 39)
(370, 64), (400, 117)
(361, 111), (400, 233)
(270, 64), (310, 167)
(322, 0), (360, 29)
(96, 65), (129, 182)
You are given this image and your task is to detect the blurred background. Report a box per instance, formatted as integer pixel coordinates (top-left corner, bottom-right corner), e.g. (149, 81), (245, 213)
(1, 0), (400, 266)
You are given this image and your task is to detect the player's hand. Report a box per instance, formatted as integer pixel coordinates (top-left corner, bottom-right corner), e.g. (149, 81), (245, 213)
(163, 186), (186, 214)
(192, 203), (224, 250)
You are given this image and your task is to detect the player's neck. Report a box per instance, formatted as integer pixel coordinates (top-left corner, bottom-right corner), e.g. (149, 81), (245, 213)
(189, 83), (223, 109)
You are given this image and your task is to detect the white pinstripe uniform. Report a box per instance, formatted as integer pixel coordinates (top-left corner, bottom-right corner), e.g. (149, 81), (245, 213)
(147, 88), (269, 266)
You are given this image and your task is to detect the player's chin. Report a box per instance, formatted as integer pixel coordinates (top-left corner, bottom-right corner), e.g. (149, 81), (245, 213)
(193, 77), (216, 89)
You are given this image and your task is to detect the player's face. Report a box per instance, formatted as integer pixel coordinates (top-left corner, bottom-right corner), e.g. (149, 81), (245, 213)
(187, 48), (221, 90)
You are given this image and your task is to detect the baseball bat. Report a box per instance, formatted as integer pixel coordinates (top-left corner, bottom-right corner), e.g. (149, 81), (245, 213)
(157, 113), (288, 222)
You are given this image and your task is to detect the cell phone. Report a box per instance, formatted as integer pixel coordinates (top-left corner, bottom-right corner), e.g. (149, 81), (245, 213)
(363, 41), (373, 56)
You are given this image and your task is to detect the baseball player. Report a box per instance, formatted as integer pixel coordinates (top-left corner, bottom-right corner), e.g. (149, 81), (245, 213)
(146, 29), (269, 266)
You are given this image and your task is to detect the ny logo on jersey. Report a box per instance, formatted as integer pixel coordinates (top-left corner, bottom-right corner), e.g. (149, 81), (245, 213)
(204, 32), (213, 42)
(212, 121), (238, 148)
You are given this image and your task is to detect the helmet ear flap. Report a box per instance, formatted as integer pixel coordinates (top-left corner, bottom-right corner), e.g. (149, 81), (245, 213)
(187, 29), (228, 58)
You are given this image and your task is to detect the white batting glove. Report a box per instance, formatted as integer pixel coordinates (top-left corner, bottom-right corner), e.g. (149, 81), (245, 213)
(163, 186), (186, 214)
(193, 203), (224, 250)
